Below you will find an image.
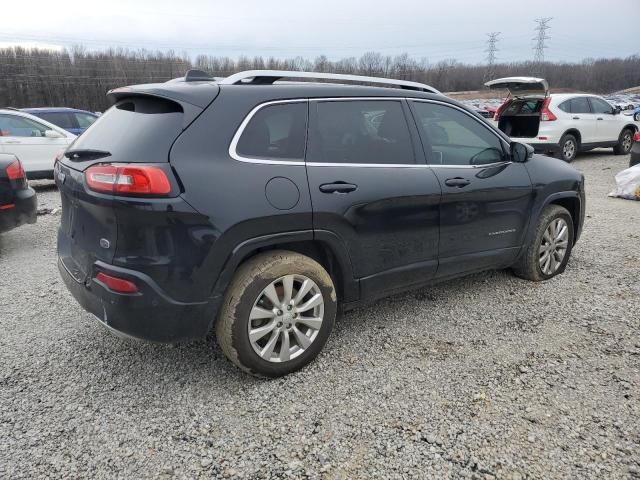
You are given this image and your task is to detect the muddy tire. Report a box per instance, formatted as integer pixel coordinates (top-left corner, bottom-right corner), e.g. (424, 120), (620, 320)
(512, 205), (574, 281)
(216, 250), (337, 378)
(613, 128), (634, 155)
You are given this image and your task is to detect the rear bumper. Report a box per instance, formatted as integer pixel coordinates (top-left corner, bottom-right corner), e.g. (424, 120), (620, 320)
(0, 187), (37, 233)
(58, 255), (222, 343)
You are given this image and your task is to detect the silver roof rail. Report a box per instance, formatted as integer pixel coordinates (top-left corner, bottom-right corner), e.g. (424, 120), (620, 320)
(218, 70), (441, 94)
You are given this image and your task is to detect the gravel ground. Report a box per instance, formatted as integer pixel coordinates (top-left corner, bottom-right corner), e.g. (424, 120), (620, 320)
(1, 151), (639, 479)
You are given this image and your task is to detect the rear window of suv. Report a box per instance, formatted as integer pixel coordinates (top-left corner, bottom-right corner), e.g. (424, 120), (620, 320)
(69, 97), (183, 163)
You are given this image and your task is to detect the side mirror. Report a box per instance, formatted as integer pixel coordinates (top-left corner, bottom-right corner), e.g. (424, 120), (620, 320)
(613, 106), (622, 115)
(510, 141), (533, 163)
(44, 129), (64, 139)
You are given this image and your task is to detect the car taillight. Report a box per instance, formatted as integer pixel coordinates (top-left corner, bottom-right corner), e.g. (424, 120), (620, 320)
(95, 272), (138, 294)
(540, 97), (557, 121)
(6, 159), (26, 181)
(85, 164), (171, 196)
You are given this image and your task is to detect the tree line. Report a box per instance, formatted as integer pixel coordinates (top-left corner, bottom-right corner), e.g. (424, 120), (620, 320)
(1, 46), (639, 111)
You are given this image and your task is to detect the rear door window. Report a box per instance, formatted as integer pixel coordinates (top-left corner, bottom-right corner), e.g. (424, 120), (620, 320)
(69, 97), (184, 163)
(307, 100), (414, 164)
(569, 97), (591, 114)
(39, 112), (76, 130)
(235, 102), (307, 160)
(410, 101), (505, 166)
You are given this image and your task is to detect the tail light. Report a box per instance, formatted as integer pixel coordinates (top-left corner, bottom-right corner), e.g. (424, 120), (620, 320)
(633, 132), (640, 143)
(540, 97), (557, 122)
(6, 159), (26, 181)
(85, 164), (171, 196)
(95, 272), (138, 294)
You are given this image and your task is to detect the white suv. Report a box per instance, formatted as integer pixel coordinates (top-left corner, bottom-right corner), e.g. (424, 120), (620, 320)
(0, 109), (76, 179)
(486, 77), (638, 162)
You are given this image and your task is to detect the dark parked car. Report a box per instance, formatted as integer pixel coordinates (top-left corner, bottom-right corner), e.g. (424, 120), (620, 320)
(0, 154), (37, 233)
(22, 107), (98, 136)
(56, 70), (585, 377)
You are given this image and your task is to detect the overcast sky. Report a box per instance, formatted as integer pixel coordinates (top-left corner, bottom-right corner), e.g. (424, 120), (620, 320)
(2, 0), (639, 64)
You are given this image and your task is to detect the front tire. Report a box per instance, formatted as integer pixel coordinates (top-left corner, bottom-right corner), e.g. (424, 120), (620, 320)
(216, 250), (337, 377)
(613, 128), (633, 155)
(512, 205), (574, 281)
(558, 134), (578, 162)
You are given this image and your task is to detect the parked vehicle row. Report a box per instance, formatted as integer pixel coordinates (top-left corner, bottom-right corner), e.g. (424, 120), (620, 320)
(56, 69), (586, 377)
(486, 77), (638, 162)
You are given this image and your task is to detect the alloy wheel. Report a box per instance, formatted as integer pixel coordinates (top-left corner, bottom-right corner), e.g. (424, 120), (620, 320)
(622, 132), (632, 153)
(563, 139), (575, 160)
(539, 218), (569, 275)
(248, 275), (324, 363)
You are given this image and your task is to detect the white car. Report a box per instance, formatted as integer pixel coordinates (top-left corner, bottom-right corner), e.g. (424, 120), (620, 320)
(0, 108), (76, 178)
(485, 77), (638, 162)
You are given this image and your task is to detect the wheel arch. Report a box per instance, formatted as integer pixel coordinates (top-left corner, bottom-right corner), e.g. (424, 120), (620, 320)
(548, 195), (581, 245)
(562, 128), (582, 146)
(212, 230), (358, 304)
(621, 123), (638, 134)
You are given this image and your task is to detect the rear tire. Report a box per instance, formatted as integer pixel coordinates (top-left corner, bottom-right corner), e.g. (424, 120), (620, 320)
(512, 205), (574, 282)
(613, 128), (633, 155)
(557, 134), (578, 162)
(216, 250), (337, 378)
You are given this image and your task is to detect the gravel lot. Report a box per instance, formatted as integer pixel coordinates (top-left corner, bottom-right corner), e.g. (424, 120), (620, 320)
(1, 151), (639, 479)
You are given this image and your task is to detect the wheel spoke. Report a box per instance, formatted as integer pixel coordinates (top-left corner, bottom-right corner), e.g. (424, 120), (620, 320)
(295, 316), (323, 330)
(262, 283), (281, 307)
(279, 330), (290, 362)
(292, 326), (312, 349)
(250, 306), (277, 320)
(293, 279), (313, 305)
(282, 275), (294, 306)
(557, 225), (568, 241)
(543, 229), (553, 243)
(260, 330), (280, 359)
(249, 321), (276, 342)
(296, 293), (323, 313)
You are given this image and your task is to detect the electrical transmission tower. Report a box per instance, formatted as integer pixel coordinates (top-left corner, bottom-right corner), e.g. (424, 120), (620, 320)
(484, 32), (500, 82)
(533, 17), (552, 75)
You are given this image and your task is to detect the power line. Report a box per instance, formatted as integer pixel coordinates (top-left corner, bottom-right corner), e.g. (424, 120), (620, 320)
(484, 32), (500, 82)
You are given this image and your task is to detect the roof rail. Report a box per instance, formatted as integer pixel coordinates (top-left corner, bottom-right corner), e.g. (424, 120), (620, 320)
(218, 70), (441, 94)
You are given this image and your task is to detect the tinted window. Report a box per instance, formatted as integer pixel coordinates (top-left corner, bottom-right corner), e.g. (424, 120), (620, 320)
(39, 112), (75, 129)
(70, 97), (183, 164)
(308, 100), (414, 164)
(411, 101), (504, 166)
(0, 114), (49, 137)
(74, 113), (97, 129)
(569, 97), (591, 114)
(590, 97), (613, 114)
(236, 103), (307, 160)
(558, 101), (570, 113)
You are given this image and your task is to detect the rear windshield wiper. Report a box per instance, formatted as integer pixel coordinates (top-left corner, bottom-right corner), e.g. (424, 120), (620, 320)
(64, 149), (112, 161)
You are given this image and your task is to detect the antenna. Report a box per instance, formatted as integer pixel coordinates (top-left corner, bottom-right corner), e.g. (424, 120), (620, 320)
(533, 17), (552, 74)
(484, 32), (501, 82)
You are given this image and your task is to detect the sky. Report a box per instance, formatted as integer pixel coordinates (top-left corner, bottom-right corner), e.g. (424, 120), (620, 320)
(2, 0), (639, 64)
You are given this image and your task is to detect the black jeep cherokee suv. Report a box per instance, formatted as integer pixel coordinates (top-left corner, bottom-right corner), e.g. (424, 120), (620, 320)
(56, 70), (585, 377)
